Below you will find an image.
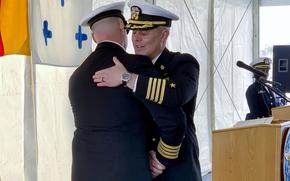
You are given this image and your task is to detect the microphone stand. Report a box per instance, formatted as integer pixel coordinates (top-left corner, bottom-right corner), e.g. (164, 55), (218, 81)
(257, 78), (290, 103)
(259, 78), (282, 87)
(236, 60), (290, 103)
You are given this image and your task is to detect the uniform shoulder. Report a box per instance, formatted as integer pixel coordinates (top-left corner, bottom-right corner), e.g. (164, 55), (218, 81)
(124, 53), (154, 72)
(131, 54), (151, 61)
(170, 52), (199, 69)
(246, 81), (259, 92)
(129, 54), (153, 65)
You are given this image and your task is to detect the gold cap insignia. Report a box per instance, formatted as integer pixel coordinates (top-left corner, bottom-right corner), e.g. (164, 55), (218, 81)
(131, 6), (141, 20)
(160, 65), (165, 70)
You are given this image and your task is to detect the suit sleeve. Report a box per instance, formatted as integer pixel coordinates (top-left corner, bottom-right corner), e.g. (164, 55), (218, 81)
(128, 55), (186, 166)
(138, 101), (186, 166)
(246, 84), (263, 119)
(134, 54), (199, 107)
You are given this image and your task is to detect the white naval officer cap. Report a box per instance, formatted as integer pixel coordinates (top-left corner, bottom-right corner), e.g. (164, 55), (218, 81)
(126, 0), (179, 30)
(80, 1), (126, 28)
(250, 57), (272, 69)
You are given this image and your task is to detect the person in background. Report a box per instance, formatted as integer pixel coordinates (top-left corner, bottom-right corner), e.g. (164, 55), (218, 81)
(245, 57), (282, 120)
(93, 1), (202, 180)
(69, 1), (186, 180)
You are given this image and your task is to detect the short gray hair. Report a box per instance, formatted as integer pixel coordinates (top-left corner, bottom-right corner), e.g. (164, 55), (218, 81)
(91, 17), (121, 34)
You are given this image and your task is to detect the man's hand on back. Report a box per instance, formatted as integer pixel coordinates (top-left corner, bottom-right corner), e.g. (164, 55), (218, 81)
(93, 56), (126, 87)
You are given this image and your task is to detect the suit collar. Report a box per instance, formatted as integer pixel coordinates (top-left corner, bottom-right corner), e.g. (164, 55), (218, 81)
(152, 51), (162, 65)
(96, 41), (125, 51)
(154, 48), (174, 73)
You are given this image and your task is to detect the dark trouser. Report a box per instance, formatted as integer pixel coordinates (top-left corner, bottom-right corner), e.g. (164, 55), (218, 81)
(71, 129), (151, 181)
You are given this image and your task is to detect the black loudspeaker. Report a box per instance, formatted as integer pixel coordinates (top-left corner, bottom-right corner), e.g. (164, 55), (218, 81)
(273, 45), (290, 93)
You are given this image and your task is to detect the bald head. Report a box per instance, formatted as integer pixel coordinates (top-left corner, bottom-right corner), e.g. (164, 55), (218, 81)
(91, 17), (127, 48)
(91, 17), (120, 34)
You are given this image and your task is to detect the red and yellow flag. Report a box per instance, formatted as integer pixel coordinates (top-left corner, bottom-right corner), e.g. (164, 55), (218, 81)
(0, 0), (30, 56)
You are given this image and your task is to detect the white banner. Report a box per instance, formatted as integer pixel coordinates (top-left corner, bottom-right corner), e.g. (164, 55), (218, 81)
(29, 0), (92, 66)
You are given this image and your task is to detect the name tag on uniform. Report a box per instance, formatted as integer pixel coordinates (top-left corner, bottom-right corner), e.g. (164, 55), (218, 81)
(258, 90), (266, 94)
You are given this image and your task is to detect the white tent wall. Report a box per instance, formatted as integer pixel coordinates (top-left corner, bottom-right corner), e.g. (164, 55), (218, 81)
(155, 0), (212, 174)
(0, 56), (33, 181)
(213, 0), (253, 130)
(0, 0), (255, 180)
(35, 65), (76, 181)
(261, 0), (290, 6)
(156, 0), (253, 173)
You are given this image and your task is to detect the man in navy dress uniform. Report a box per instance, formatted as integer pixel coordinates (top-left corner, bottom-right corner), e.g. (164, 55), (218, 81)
(69, 1), (187, 181)
(245, 57), (281, 120)
(93, 1), (202, 180)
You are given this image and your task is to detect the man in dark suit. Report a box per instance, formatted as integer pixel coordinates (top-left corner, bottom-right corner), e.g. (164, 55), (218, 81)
(245, 57), (280, 120)
(93, 1), (202, 180)
(69, 2), (186, 181)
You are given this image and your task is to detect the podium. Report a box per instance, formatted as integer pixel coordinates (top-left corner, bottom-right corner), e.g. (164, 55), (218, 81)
(212, 105), (290, 181)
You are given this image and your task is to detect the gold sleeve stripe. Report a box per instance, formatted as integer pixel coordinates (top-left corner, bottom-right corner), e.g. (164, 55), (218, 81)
(154, 79), (162, 102)
(150, 78), (157, 101)
(146, 78), (153, 100)
(159, 143), (179, 156)
(157, 147), (178, 159)
(160, 139), (181, 150)
(159, 145), (179, 155)
(158, 79), (166, 104)
(157, 140), (180, 159)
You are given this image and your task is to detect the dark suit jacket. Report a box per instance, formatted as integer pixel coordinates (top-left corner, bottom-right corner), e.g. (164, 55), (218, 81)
(135, 48), (202, 181)
(69, 42), (186, 181)
(246, 81), (278, 120)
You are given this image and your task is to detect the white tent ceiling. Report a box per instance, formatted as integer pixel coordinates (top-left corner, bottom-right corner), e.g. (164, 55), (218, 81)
(261, 0), (290, 6)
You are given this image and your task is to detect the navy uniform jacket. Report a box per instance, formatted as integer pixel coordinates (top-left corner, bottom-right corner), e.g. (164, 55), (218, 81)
(134, 48), (202, 181)
(69, 42), (186, 181)
(245, 81), (279, 120)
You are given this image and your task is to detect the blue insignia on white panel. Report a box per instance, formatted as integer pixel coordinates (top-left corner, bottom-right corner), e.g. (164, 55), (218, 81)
(61, 0), (64, 7)
(75, 26), (88, 49)
(43, 20), (52, 46)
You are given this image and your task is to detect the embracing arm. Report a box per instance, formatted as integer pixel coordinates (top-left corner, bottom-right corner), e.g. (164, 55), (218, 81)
(92, 56), (186, 167)
(93, 54), (200, 107)
(135, 56), (199, 107)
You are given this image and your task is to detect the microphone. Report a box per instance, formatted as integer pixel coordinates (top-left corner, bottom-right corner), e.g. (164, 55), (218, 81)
(259, 77), (282, 87)
(236, 60), (267, 77)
